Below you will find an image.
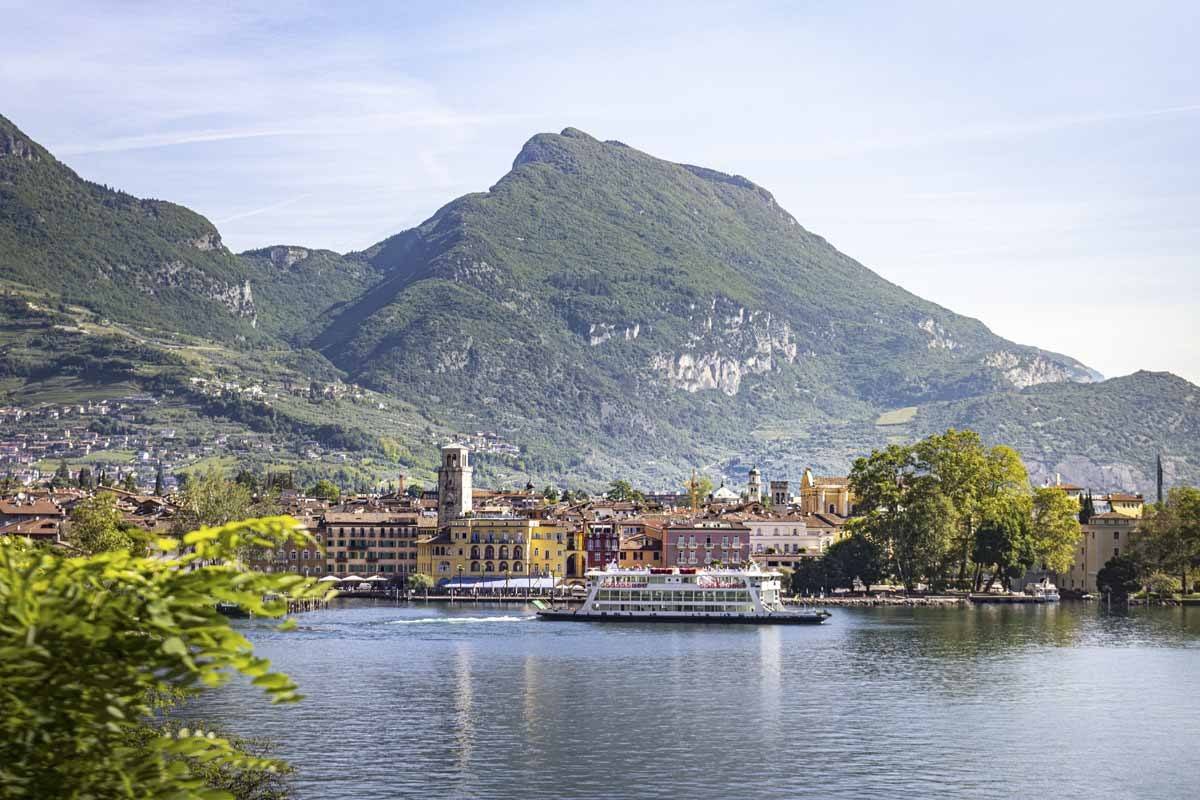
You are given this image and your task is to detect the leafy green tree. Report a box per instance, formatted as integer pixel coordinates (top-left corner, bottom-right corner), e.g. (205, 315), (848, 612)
(0, 516), (328, 798)
(542, 485), (560, 502)
(67, 491), (134, 555)
(606, 480), (633, 501)
(790, 557), (830, 596)
(916, 429), (988, 583)
(121, 472), (138, 492)
(307, 479), (341, 503)
(1031, 487), (1083, 574)
(1136, 487), (1200, 594)
(971, 494), (1033, 591)
(404, 482), (423, 499)
(172, 467), (254, 534)
(154, 462), (166, 497)
(408, 572), (434, 597)
(849, 444), (957, 589)
(1097, 554), (1142, 601)
(823, 534), (885, 592)
(76, 465), (94, 490)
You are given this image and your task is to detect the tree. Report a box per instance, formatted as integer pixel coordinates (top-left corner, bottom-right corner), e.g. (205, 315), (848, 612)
(542, 485), (560, 503)
(408, 572), (434, 598)
(1136, 487), (1200, 594)
(790, 557), (830, 596)
(51, 459), (71, 489)
(849, 444), (957, 590)
(971, 493), (1033, 591)
(0, 516), (329, 798)
(307, 479), (341, 503)
(606, 480), (636, 502)
(154, 462), (166, 496)
(67, 491), (134, 555)
(405, 482), (423, 499)
(1079, 491), (1096, 524)
(122, 472), (138, 492)
(823, 534), (885, 592)
(172, 468), (254, 535)
(683, 474), (713, 508)
(1096, 554), (1142, 602)
(1030, 487), (1083, 574)
(76, 466), (94, 490)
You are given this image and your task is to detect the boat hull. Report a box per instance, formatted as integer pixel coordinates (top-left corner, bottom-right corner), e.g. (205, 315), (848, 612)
(538, 610), (830, 625)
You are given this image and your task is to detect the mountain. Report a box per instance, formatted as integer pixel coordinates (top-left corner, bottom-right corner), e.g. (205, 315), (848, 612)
(0, 114), (384, 342)
(309, 128), (1113, 482)
(0, 117), (1193, 492)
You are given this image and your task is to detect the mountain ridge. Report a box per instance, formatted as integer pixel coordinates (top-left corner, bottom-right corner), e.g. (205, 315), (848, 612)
(0, 116), (1192, 492)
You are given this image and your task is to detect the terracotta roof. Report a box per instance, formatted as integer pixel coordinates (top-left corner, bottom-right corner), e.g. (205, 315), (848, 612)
(323, 512), (421, 524)
(1088, 512), (1137, 521)
(0, 518), (61, 538)
(0, 499), (64, 517)
(1107, 493), (1143, 502)
(812, 476), (850, 486)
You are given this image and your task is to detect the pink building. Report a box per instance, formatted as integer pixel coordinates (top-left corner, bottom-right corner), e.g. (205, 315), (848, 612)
(663, 520), (750, 568)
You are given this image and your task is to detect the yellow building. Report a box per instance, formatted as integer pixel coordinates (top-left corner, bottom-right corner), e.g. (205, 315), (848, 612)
(416, 516), (569, 584)
(1106, 493), (1144, 518)
(799, 469), (857, 517)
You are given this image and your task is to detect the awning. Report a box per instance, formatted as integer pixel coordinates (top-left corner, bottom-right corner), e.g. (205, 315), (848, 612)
(440, 576), (561, 590)
(339, 575), (366, 582)
(317, 575), (341, 583)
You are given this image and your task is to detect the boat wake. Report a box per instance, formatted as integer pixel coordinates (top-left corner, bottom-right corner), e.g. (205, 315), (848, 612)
(386, 615), (536, 625)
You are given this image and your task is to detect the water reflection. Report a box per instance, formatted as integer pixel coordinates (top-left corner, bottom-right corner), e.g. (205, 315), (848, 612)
(188, 601), (1200, 799)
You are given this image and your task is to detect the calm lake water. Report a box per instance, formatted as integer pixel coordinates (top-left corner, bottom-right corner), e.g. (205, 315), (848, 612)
(195, 601), (1200, 799)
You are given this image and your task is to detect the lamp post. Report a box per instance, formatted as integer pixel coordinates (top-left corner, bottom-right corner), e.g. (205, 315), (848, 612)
(505, 566), (510, 601)
(456, 564), (463, 603)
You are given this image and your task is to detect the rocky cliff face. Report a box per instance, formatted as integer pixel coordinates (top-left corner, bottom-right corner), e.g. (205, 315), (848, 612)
(650, 297), (797, 395)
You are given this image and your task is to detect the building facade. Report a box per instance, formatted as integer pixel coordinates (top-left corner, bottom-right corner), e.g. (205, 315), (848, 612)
(746, 516), (833, 569)
(1062, 512), (1140, 593)
(418, 516), (567, 584)
(663, 520), (750, 568)
(617, 519), (664, 569)
(798, 469), (855, 517)
(319, 511), (435, 582)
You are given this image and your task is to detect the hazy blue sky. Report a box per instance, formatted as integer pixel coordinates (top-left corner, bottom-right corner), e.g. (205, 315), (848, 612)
(2, 1), (1197, 383)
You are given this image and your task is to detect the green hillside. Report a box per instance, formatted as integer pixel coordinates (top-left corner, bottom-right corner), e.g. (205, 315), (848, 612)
(0, 116), (1193, 493)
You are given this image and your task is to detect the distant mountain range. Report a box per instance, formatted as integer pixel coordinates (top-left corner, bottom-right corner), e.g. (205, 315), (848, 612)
(1, 114), (1195, 492)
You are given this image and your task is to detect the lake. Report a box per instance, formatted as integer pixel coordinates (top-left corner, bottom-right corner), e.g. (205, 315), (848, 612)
(195, 601), (1200, 799)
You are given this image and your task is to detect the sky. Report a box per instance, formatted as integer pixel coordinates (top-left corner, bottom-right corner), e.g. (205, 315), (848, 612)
(1, 0), (1197, 383)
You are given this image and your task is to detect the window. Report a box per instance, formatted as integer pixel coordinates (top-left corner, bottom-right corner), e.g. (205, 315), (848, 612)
(1114, 547), (1121, 557)
(1114, 531), (1120, 541)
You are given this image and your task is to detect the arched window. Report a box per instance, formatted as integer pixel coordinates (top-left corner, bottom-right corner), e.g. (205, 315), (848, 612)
(499, 545), (509, 560)
(438, 561), (450, 573)
(470, 560), (480, 573)
(484, 545), (495, 560)
(470, 545), (480, 560)
(513, 545), (523, 560)
(484, 561), (495, 573)
(499, 561), (508, 573)
(513, 561), (523, 573)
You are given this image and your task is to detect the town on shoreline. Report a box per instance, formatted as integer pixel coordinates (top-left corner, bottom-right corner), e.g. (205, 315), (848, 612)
(6, 429), (1195, 604)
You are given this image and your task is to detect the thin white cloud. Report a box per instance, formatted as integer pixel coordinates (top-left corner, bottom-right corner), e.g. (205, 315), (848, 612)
(216, 193), (313, 225)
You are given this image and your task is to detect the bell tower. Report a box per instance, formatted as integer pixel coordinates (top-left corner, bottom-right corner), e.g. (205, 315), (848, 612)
(437, 444), (473, 528)
(747, 467), (761, 502)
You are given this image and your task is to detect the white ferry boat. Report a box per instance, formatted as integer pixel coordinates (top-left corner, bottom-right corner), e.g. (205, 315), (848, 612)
(537, 563), (830, 625)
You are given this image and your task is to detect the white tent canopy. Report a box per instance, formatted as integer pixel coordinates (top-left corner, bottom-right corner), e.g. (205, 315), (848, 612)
(317, 575), (341, 583)
(364, 575), (388, 582)
(339, 575), (366, 582)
